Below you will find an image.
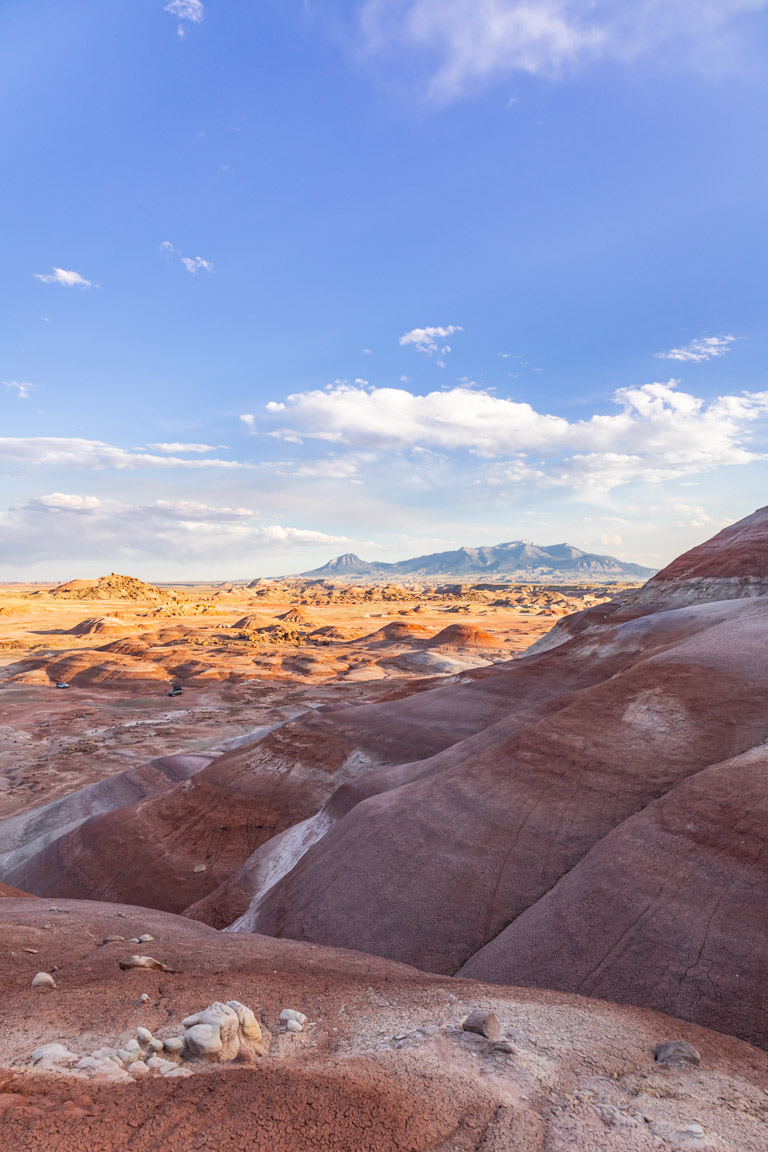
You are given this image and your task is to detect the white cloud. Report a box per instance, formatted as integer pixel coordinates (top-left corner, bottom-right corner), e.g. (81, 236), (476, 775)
(34, 267), (91, 288)
(164, 0), (204, 24)
(263, 378), (768, 491)
(656, 335), (736, 362)
(146, 443), (218, 453)
(4, 381), (33, 400)
(0, 438), (249, 472)
(360, 0), (768, 100)
(0, 492), (353, 566)
(240, 414), (256, 431)
(160, 240), (175, 253)
(399, 325), (462, 357)
(180, 256), (214, 274)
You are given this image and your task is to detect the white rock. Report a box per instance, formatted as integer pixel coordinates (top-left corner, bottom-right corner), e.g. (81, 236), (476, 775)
(285, 1018), (303, 1033)
(138, 934), (154, 943)
(30, 1043), (77, 1065)
(163, 1037), (185, 1054)
(184, 1023), (222, 1060)
(139, 993), (151, 1004)
(149, 1038), (164, 1052)
(227, 1000), (262, 1044)
(147, 1056), (177, 1074)
(197, 1002), (240, 1060)
(125, 1038), (141, 1053)
(136, 1027), (153, 1045)
(279, 1008), (307, 1026)
(32, 971), (55, 990)
(116, 1049), (136, 1063)
(127, 1061), (149, 1077)
(181, 1014), (201, 1028)
(164, 1066), (193, 1078)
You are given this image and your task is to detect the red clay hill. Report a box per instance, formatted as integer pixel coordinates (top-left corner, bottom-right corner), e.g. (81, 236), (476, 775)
(3, 507), (768, 1057)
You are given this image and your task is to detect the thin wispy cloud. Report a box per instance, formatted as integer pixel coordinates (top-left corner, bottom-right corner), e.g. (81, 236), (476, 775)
(146, 442), (219, 453)
(240, 414), (256, 431)
(34, 267), (91, 288)
(181, 256), (214, 274)
(360, 0), (768, 100)
(656, 335), (736, 362)
(399, 325), (462, 359)
(4, 381), (34, 400)
(1, 492), (353, 565)
(164, 0), (204, 37)
(0, 438), (248, 472)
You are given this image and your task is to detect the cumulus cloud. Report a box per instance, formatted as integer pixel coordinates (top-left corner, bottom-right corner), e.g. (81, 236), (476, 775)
(400, 325), (462, 357)
(360, 0), (768, 99)
(656, 335), (736, 362)
(0, 492), (354, 566)
(264, 378), (768, 491)
(34, 267), (91, 288)
(4, 381), (33, 400)
(0, 438), (249, 472)
(181, 256), (214, 274)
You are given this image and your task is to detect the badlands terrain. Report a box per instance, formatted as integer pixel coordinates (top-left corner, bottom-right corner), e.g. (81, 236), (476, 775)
(1, 513), (767, 1150)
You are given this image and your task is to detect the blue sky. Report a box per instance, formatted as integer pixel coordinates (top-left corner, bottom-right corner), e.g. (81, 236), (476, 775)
(1, 0), (767, 578)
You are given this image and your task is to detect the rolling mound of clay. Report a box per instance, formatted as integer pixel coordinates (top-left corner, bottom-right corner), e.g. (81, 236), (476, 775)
(48, 574), (175, 603)
(0, 881), (33, 898)
(277, 609), (322, 627)
(17, 651), (170, 686)
(424, 624), (501, 649)
(0, 897), (766, 1152)
(68, 617), (127, 636)
(232, 614), (269, 630)
(628, 504), (768, 606)
(363, 622), (433, 643)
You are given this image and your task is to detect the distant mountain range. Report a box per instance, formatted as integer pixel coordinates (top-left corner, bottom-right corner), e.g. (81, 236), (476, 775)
(301, 541), (656, 582)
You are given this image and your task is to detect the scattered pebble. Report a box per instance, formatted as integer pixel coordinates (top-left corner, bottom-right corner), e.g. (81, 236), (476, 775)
(136, 1027), (153, 1045)
(31, 972), (56, 990)
(138, 934), (154, 943)
(101, 936), (125, 945)
(118, 955), (170, 972)
(654, 1041), (701, 1069)
(193, 864), (207, 873)
(462, 1010), (500, 1042)
(280, 1008), (307, 1029)
(139, 993), (150, 1004)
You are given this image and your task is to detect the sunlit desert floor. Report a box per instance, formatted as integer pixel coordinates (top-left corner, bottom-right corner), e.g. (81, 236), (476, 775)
(0, 576), (617, 819)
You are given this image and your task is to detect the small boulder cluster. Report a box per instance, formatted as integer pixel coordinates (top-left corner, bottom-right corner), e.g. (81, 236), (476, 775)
(26, 999), (273, 1081)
